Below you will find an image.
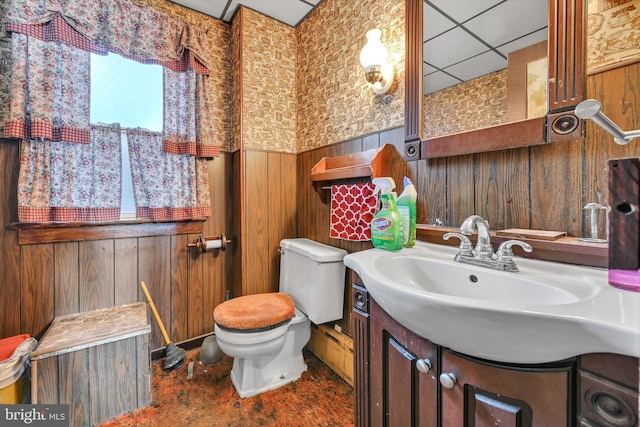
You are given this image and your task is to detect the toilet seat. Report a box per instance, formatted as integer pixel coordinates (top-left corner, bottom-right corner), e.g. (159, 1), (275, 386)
(215, 321), (291, 346)
(214, 293), (295, 332)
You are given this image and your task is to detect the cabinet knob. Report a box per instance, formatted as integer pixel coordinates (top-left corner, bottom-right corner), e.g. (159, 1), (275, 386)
(354, 291), (366, 308)
(416, 358), (432, 374)
(439, 372), (457, 389)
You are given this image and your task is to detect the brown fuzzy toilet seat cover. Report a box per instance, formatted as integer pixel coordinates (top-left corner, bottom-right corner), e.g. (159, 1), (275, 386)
(214, 293), (295, 331)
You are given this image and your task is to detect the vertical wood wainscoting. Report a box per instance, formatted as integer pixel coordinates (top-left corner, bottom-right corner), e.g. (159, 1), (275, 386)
(296, 127), (408, 335)
(232, 149), (297, 299)
(0, 145), (234, 352)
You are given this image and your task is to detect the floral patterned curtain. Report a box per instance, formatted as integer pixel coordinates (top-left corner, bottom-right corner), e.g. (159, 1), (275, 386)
(6, 0), (216, 223)
(5, 0), (210, 75)
(127, 128), (211, 221)
(18, 124), (122, 222)
(163, 69), (219, 158)
(5, 34), (91, 143)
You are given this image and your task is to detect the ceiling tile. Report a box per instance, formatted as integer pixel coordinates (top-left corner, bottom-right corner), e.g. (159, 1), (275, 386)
(423, 63), (439, 76)
(224, 0), (312, 26)
(424, 3), (456, 40)
(429, 0), (502, 24)
(169, 0), (228, 18)
(444, 50), (507, 82)
(424, 26), (488, 69)
(463, 0), (548, 47)
(497, 28), (547, 56)
(170, 0), (318, 27)
(424, 72), (462, 94)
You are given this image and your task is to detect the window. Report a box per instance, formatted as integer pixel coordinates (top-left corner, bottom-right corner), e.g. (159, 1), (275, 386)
(90, 53), (163, 219)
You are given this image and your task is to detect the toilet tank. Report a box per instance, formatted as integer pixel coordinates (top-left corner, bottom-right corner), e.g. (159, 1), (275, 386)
(279, 239), (348, 324)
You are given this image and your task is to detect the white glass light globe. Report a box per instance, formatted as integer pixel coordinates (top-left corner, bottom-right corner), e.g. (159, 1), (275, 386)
(359, 29), (388, 68)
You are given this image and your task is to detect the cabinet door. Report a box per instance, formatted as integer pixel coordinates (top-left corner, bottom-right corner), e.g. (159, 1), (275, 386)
(441, 350), (574, 427)
(370, 298), (438, 427)
(352, 282), (370, 427)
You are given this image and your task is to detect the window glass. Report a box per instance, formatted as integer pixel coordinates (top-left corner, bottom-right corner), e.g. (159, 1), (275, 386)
(90, 53), (163, 218)
(90, 53), (163, 131)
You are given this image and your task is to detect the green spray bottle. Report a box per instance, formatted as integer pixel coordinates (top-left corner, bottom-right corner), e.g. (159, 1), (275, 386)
(371, 177), (404, 251)
(397, 177), (417, 248)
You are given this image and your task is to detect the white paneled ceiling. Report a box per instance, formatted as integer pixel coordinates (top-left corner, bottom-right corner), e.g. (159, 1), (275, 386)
(424, 0), (548, 94)
(169, 0), (548, 95)
(169, 0), (323, 27)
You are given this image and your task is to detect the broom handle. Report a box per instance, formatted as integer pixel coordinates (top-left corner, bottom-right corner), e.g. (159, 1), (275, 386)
(140, 281), (172, 345)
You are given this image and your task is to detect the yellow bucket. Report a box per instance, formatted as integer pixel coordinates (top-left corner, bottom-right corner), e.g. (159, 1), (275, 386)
(0, 336), (37, 404)
(0, 364), (30, 404)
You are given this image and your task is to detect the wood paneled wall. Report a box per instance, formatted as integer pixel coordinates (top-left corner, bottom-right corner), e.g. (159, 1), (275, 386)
(296, 62), (640, 336)
(233, 149), (297, 298)
(296, 127), (408, 335)
(0, 143), (234, 351)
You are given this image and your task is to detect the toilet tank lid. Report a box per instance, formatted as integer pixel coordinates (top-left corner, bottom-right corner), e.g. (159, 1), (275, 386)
(280, 238), (347, 262)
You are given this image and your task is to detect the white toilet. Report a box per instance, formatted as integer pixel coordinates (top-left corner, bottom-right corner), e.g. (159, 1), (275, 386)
(213, 238), (347, 398)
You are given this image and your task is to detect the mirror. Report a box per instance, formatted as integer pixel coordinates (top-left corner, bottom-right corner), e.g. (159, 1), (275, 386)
(423, 0), (548, 137)
(403, 0), (586, 160)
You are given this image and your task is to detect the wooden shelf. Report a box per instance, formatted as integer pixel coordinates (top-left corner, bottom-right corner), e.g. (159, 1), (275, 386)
(310, 144), (403, 182)
(416, 224), (608, 268)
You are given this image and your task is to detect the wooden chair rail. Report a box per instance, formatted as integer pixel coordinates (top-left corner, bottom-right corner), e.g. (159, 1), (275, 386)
(12, 220), (204, 245)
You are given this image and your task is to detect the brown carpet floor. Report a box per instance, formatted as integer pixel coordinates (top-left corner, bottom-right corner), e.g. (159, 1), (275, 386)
(99, 347), (354, 427)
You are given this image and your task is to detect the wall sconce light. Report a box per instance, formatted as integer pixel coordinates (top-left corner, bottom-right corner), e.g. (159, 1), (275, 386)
(359, 29), (394, 99)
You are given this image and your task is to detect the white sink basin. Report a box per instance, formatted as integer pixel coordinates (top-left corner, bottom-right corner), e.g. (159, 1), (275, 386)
(344, 242), (640, 364)
(375, 255), (598, 306)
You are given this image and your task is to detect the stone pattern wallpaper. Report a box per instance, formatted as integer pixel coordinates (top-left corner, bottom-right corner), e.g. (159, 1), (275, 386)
(233, 7), (297, 153)
(422, 70), (508, 138)
(296, 0), (405, 152)
(0, 0), (233, 152)
(231, 7), (242, 154)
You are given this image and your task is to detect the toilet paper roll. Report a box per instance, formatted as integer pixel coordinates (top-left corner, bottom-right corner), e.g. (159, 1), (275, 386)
(205, 239), (223, 250)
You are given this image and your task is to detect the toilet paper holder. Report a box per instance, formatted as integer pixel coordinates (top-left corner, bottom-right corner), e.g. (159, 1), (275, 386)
(187, 234), (232, 253)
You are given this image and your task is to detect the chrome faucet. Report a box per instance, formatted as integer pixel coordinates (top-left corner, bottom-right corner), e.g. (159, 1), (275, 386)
(460, 215), (493, 259)
(443, 215), (533, 272)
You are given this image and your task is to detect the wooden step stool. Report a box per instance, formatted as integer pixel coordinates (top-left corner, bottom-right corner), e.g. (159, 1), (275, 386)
(30, 303), (151, 427)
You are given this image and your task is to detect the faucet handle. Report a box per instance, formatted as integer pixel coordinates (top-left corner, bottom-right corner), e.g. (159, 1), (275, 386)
(443, 232), (474, 257)
(496, 240), (533, 263)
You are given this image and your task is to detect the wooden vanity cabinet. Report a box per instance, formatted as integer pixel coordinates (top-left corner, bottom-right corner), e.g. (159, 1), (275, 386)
(352, 280), (439, 427)
(368, 290), (439, 427)
(351, 273), (639, 427)
(441, 350), (574, 426)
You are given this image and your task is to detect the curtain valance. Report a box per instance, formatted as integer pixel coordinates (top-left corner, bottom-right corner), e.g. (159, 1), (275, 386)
(5, 0), (210, 75)
(5, 34), (92, 143)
